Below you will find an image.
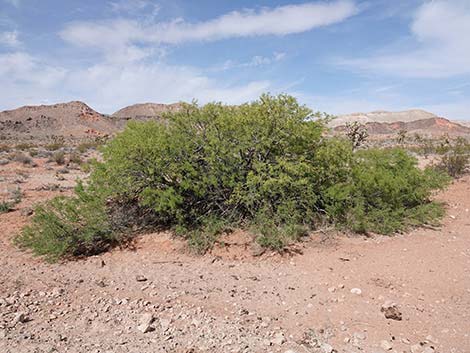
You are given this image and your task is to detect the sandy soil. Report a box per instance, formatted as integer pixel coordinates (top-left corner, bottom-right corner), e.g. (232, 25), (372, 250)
(0, 158), (469, 353)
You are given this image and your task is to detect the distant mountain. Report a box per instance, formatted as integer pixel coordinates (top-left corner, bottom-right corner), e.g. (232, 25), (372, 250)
(334, 117), (470, 137)
(0, 101), (119, 143)
(331, 109), (470, 138)
(112, 103), (182, 120)
(330, 109), (438, 128)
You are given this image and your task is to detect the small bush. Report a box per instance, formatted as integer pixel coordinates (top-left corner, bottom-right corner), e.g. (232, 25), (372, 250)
(434, 137), (469, 177)
(325, 148), (449, 234)
(52, 151), (66, 165)
(13, 152), (34, 165)
(45, 141), (65, 151)
(69, 152), (82, 165)
(15, 183), (116, 262)
(77, 140), (104, 154)
(345, 121), (368, 150)
(0, 188), (22, 214)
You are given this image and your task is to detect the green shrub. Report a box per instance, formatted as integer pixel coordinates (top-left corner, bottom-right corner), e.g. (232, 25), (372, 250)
(52, 151), (65, 165)
(435, 137), (469, 177)
(69, 152), (82, 165)
(18, 94), (450, 260)
(324, 148), (450, 234)
(0, 188), (22, 214)
(15, 183), (116, 262)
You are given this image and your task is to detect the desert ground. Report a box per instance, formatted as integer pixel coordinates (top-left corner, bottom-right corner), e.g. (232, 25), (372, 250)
(1, 155), (469, 353)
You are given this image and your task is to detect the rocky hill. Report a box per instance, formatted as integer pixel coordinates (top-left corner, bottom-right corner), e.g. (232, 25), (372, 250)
(330, 109), (438, 128)
(112, 103), (182, 120)
(0, 101), (119, 144)
(332, 110), (470, 138)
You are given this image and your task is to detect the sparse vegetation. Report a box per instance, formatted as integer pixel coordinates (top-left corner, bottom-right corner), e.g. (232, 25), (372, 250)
(434, 137), (469, 177)
(0, 188), (22, 214)
(17, 95), (450, 261)
(13, 152), (34, 165)
(52, 151), (66, 165)
(345, 121), (368, 150)
(69, 152), (82, 165)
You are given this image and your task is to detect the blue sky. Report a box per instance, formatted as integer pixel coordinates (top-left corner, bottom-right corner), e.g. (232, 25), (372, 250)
(0, 0), (469, 119)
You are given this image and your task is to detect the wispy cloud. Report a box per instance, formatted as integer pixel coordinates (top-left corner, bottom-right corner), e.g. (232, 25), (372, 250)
(337, 0), (470, 78)
(0, 30), (20, 47)
(61, 1), (357, 50)
(210, 52), (287, 72)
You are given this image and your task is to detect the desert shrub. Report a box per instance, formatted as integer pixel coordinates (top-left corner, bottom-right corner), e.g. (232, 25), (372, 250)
(15, 183), (116, 262)
(324, 148), (449, 234)
(345, 121), (368, 150)
(13, 152), (34, 165)
(0, 188), (22, 214)
(45, 140), (65, 151)
(434, 137), (469, 177)
(15, 143), (36, 151)
(18, 94), (450, 260)
(52, 151), (65, 165)
(69, 152), (82, 165)
(77, 140), (104, 153)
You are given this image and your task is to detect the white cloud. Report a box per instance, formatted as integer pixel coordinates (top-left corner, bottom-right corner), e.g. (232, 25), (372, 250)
(61, 1), (357, 49)
(211, 52), (287, 72)
(0, 30), (20, 46)
(337, 0), (470, 78)
(0, 51), (271, 113)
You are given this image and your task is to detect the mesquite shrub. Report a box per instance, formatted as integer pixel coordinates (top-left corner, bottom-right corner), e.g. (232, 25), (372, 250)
(16, 95), (449, 260)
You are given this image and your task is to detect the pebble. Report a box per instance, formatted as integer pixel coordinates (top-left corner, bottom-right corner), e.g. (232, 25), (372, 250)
(135, 275), (147, 282)
(320, 343), (333, 353)
(350, 288), (362, 295)
(380, 340), (393, 351)
(422, 348), (435, 353)
(137, 313), (154, 333)
(381, 301), (402, 321)
(13, 312), (29, 324)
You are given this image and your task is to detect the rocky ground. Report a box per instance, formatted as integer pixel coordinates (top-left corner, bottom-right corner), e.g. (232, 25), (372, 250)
(0, 156), (469, 353)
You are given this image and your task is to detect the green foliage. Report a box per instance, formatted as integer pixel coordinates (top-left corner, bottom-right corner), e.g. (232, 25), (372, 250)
(52, 151), (65, 165)
(15, 183), (116, 262)
(434, 137), (469, 177)
(324, 148), (450, 234)
(18, 94), (450, 260)
(0, 188), (22, 214)
(69, 152), (82, 165)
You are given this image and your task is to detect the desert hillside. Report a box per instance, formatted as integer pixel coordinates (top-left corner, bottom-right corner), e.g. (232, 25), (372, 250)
(331, 110), (470, 138)
(331, 109), (438, 127)
(0, 101), (118, 144)
(112, 103), (182, 120)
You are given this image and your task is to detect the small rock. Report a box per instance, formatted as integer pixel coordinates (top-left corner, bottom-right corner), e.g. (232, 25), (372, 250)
(13, 312), (29, 324)
(160, 318), (171, 331)
(422, 348), (435, 353)
(381, 301), (402, 321)
(410, 344), (422, 353)
(320, 343), (333, 353)
(251, 243), (265, 257)
(350, 288), (362, 295)
(328, 287), (336, 293)
(354, 332), (367, 340)
(425, 335), (438, 344)
(137, 313), (154, 333)
(135, 275), (147, 282)
(380, 340), (393, 351)
(271, 332), (286, 345)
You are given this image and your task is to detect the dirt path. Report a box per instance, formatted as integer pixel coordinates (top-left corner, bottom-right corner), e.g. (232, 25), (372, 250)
(0, 161), (469, 353)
